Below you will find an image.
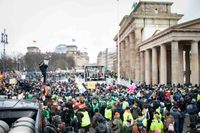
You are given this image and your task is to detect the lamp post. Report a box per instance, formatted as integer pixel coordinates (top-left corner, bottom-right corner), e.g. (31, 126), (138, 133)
(39, 57), (49, 84)
(1, 29), (8, 72)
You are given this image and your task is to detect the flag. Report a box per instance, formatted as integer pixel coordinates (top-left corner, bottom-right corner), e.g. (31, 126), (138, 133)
(128, 75), (131, 85)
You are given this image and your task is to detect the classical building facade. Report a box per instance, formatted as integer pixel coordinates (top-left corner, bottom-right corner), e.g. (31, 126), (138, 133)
(65, 45), (89, 68)
(139, 19), (200, 85)
(97, 51), (105, 66)
(75, 51), (89, 68)
(66, 45), (78, 55)
(97, 48), (116, 71)
(114, 1), (200, 85)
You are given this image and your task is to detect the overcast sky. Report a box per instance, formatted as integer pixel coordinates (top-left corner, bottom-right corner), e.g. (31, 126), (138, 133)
(0, 0), (199, 63)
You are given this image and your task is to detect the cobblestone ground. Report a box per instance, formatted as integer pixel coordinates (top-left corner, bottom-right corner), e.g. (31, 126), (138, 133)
(183, 114), (190, 132)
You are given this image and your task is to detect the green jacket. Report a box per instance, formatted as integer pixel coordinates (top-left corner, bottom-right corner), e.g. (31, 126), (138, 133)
(113, 117), (123, 132)
(27, 93), (33, 100)
(43, 108), (50, 120)
(122, 125), (133, 133)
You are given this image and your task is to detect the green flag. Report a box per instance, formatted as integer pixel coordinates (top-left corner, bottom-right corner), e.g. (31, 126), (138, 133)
(128, 75), (131, 85)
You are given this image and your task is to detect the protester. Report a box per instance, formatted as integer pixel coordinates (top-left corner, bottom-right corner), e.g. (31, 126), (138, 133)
(0, 73), (200, 133)
(187, 98), (198, 130)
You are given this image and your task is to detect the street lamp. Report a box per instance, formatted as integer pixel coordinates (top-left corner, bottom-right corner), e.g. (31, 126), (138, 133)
(39, 57), (49, 84)
(1, 29), (8, 72)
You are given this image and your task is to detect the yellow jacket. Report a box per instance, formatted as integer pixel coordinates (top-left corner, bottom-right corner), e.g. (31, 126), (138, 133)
(150, 119), (164, 133)
(123, 110), (134, 125)
(81, 111), (91, 127)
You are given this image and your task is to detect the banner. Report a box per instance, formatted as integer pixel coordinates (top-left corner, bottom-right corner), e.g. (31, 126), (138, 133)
(9, 78), (17, 84)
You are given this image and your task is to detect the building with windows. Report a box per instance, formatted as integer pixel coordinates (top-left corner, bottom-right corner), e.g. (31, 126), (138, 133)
(66, 45), (78, 55)
(27, 47), (41, 53)
(54, 44), (89, 68)
(97, 48), (116, 72)
(55, 44), (67, 53)
(114, 1), (200, 85)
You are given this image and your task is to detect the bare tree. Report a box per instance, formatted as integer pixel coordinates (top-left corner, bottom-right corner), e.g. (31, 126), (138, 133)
(48, 53), (75, 71)
(24, 52), (44, 71)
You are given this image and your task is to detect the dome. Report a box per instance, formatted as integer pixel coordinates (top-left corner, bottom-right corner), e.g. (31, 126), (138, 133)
(55, 44), (67, 53)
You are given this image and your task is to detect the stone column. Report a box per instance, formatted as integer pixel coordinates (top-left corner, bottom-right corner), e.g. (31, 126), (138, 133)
(129, 33), (135, 80)
(152, 47), (158, 84)
(125, 37), (129, 79)
(160, 44), (167, 85)
(135, 28), (142, 81)
(145, 49), (151, 84)
(120, 41), (125, 77)
(171, 41), (179, 85)
(140, 51), (145, 82)
(116, 41), (118, 73)
(119, 42), (122, 75)
(179, 45), (184, 84)
(185, 49), (190, 83)
(167, 49), (172, 83)
(191, 41), (200, 84)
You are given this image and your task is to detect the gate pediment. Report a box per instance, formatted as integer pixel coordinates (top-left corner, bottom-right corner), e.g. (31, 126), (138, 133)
(175, 18), (200, 29)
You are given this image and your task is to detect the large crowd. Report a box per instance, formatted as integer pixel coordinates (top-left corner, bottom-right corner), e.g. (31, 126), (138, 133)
(0, 74), (200, 133)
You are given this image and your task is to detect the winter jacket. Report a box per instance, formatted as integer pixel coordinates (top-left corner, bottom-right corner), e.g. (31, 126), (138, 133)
(92, 113), (105, 128)
(187, 103), (198, 115)
(164, 115), (174, 131)
(131, 107), (141, 119)
(150, 119), (164, 133)
(132, 122), (140, 133)
(170, 107), (181, 133)
(111, 124), (121, 133)
(94, 122), (107, 133)
(113, 117), (123, 133)
(122, 124), (133, 133)
(123, 110), (134, 125)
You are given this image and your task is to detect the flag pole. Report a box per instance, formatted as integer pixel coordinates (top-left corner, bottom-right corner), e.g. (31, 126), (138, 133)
(117, 0), (120, 84)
